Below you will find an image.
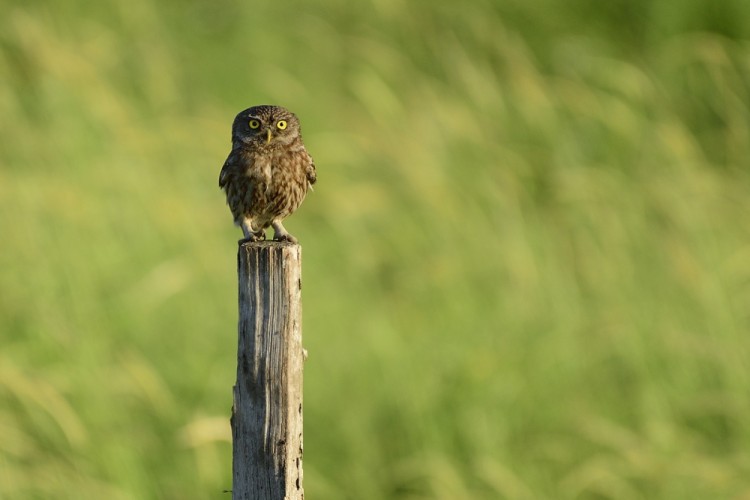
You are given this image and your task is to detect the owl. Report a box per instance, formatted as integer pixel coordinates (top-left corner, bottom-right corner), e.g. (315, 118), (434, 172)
(219, 105), (316, 244)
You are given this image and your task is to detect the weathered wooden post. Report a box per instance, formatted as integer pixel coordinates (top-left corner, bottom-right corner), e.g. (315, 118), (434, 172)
(231, 241), (304, 500)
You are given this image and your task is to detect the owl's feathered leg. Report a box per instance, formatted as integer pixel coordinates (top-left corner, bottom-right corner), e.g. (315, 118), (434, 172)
(238, 218), (265, 244)
(271, 220), (297, 244)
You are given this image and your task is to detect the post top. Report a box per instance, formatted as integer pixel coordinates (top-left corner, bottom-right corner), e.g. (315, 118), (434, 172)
(238, 240), (300, 249)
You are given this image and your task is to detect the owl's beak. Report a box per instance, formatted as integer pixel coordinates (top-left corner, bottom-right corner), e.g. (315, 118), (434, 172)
(266, 129), (273, 144)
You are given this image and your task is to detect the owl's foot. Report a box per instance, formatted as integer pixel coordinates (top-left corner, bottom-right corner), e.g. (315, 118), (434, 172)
(273, 233), (298, 244)
(271, 221), (298, 244)
(238, 231), (266, 245)
(239, 219), (266, 244)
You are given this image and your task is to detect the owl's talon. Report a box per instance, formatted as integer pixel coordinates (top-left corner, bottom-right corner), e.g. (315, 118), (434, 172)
(238, 233), (265, 245)
(273, 233), (298, 244)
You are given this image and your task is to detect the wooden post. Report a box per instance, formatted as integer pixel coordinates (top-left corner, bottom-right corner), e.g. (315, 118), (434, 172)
(231, 241), (304, 500)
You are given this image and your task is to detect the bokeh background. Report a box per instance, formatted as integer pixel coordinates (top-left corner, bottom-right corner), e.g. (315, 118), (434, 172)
(2, 0), (750, 498)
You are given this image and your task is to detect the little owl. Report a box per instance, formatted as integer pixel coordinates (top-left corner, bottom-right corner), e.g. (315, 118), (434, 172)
(219, 105), (317, 244)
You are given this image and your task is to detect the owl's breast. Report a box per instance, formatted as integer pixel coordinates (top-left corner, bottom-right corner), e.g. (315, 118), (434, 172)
(247, 155), (272, 186)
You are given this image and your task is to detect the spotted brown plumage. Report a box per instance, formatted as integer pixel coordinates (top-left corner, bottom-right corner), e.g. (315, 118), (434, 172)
(219, 105), (316, 244)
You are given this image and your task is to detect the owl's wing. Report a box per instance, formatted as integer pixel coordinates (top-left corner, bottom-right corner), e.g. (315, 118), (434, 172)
(218, 152), (237, 189)
(306, 156), (317, 187)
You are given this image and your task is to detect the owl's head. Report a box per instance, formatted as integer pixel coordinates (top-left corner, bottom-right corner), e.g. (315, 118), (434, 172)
(231, 105), (301, 149)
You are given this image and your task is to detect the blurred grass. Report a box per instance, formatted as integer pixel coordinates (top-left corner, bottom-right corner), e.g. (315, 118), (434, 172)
(1, 0), (750, 498)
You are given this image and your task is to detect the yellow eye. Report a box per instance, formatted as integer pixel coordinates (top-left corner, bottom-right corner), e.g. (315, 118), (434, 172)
(249, 119), (260, 129)
(276, 120), (287, 130)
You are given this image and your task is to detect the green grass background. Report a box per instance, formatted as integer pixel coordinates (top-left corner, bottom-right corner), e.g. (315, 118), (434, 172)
(2, 0), (750, 498)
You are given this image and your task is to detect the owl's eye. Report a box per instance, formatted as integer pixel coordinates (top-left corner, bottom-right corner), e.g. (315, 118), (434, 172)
(249, 119), (260, 129)
(276, 120), (287, 130)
